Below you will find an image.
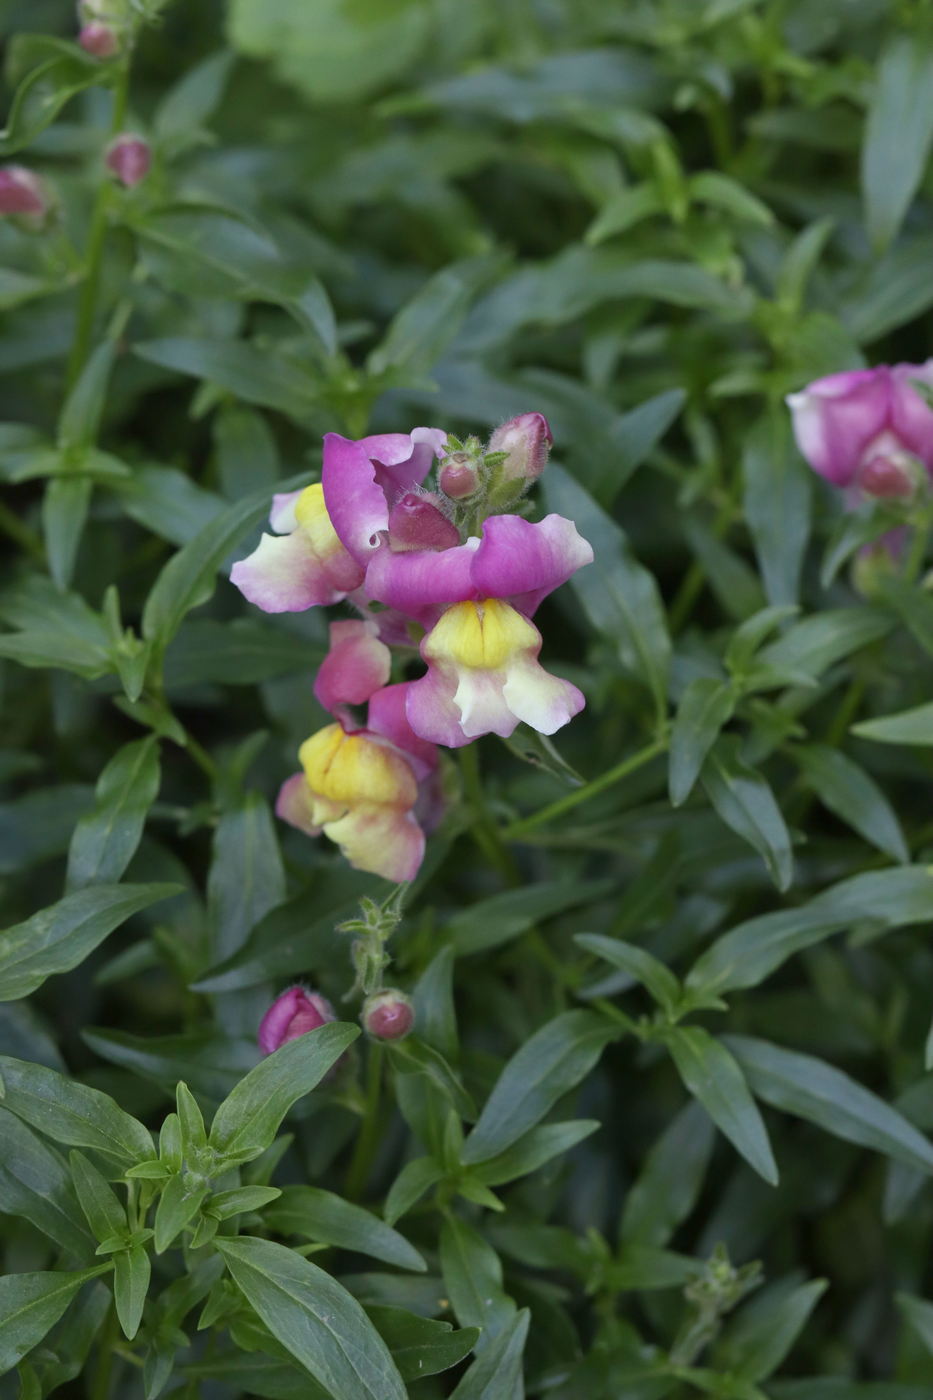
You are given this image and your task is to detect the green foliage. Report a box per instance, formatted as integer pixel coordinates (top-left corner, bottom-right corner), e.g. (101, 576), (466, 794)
(4, 0), (933, 1395)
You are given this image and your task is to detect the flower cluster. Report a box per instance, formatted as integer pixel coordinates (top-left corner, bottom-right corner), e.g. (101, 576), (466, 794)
(232, 415), (593, 881)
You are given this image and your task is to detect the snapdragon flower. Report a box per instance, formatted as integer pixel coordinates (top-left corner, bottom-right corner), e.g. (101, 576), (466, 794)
(231, 482), (365, 612)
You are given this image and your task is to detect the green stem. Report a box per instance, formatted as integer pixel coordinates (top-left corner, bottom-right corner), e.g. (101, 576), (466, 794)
(344, 1043), (384, 1202)
(89, 1302), (119, 1400)
(66, 61), (131, 393)
(503, 739), (667, 840)
(458, 743), (520, 882)
(0, 498), (44, 558)
(904, 515), (931, 584)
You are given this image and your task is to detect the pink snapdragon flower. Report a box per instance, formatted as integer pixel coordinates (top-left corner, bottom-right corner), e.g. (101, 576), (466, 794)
(366, 513), (592, 746)
(231, 483), (365, 612)
(276, 621), (440, 881)
(258, 985), (335, 1055)
(787, 363), (933, 496)
(321, 428), (449, 565)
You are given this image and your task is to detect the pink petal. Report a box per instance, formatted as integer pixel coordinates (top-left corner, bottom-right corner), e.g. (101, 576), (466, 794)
(367, 682), (438, 779)
(275, 773), (320, 837)
(786, 368), (892, 486)
(258, 985), (306, 1054)
(269, 490), (303, 533)
(405, 665), (473, 748)
(313, 619), (392, 713)
(472, 514), (594, 615)
(322, 429), (448, 565)
(231, 531), (357, 613)
(891, 360), (933, 469)
(364, 537), (481, 624)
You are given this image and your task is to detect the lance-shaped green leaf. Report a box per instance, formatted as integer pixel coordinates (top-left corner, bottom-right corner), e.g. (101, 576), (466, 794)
(69, 1151), (125, 1243)
(742, 414), (810, 608)
(384, 1157), (445, 1226)
(576, 933), (681, 1014)
(208, 1022), (359, 1164)
(0, 1110), (92, 1256)
(440, 1216), (516, 1343)
(718, 1277), (827, 1381)
(473, 1120), (600, 1187)
(66, 737), (161, 890)
(113, 1246), (150, 1342)
(0, 1056), (152, 1165)
(665, 1026), (778, 1185)
(0, 883), (178, 1002)
(448, 1308), (529, 1400)
(701, 738), (793, 891)
(265, 1186), (426, 1272)
(619, 1100), (715, 1248)
(461, 1010), (619, 1165)
(669, 677), (735, 806)
(216, 1235), (407, 1400)
(727, 1036), (933, 1174)
(366, 1307), (479, 1382)
(791, 743), (908, 863)
(862, 32), (933, 250)
(853, 702), (933, 746)
(447, 879), (612, 957)
(688, 865), (933, 996)
(0, 1265), (110, 1377)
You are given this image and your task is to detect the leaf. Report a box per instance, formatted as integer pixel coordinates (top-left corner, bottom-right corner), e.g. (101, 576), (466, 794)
(0, 575), (112, 679)
(619, 1100), (715, 1247)
(368, 255), (500, 379)
(688, 865), (933, 996)
(665, 1026), (778, 1185)
(756, 607), (891, 680)
(366, 1307), (479, 1382)
(0, 42), (102, 154)
(265, 1187), (426, 1271)
(383, 1157), (445, 1226)
(0, 1110), (92, 1257)
(141, 474), (303, 647)
(461, 1010), (619, 1165)
(727, 1036), (933, 1174)
(69, 1151), (125, 1242)
(113, 1245), (149, 1342)
(154, 50), (235, 149)
(791, 743), (908, 862)
(0, 1266), (109, 1377)
(134, 336), (314, 416)
(58, 342), (116, 453)
(0, 884), (179, 1002)
(446, 879), (612, 956)
(66, 737), (161, 890)
(0, 1057), (153, 1165)
(498, 727), (583, 789)
(208, 1022), (359, 1164)
(701, 738), (793, 891)
(669, 678), (735, 807)
(853, 702), (933, 746)
(42, 475), (92, 591)
(388, 1037), (475, 1121)
(216, 1235), (407, 1400)
(448, 1308), (530, 1400)
(473, 1120), (600, 1187)
(575, 934), (681, 1014)
(742, 414), (810, 608)
(153, 1174), (209, 1253)
(543, 465), (670, 716)
(896, 1291), (933, 1356)
(439, 1216), (516, 1341)
(862, 32), (933, 251)
(719, 1278), (827, 1381)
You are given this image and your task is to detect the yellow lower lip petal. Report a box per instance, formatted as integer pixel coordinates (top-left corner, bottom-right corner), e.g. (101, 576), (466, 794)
(425, 598), (536, 670)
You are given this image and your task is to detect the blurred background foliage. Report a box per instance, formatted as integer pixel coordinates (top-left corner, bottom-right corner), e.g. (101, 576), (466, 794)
(4, 0), (933, 1395)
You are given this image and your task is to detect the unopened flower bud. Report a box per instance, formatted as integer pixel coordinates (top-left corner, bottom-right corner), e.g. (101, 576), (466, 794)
(851, 529), (907, 598)
(0, 166), (49, 222)
(362, 989), (414, 1041)
(387, 492), (460, 553)
(258, 985), (335, 1055)
(105, 133), (151, 188)
(440, 454), (480, 500)
(487, 412), (552, 484)
(857, 453), (921, 501)
(79, 21), (120, 57)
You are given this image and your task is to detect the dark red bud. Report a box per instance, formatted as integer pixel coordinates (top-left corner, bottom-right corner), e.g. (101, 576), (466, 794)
(440, 456), (480, 500)
(362, 990), (414, 1041)
(79, 22), (120, 56)
(0, 167), (48, 219)
(858, 455), (916, 499)
(387, 492), (460, 553)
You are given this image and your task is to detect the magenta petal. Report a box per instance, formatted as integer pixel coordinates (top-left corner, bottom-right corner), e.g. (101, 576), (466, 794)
(322, 433), (394, 565)
(367, 683), (438, 779)
(405, 666), (472, 748)
(786, 368), (892, 486)
(891, 360), (933, 469)
(364, 538), (480, 624)
(231, 531), (351, 613)
(472, 514), (594, 615)
(314, 620), (392, 713)
(258, 986), (305, 1054)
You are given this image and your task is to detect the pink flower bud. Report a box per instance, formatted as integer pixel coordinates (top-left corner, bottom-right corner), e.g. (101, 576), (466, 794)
(362, 989), (414, 1041)
(105, 133), (151, 188)
(79, 22), (120, 56)
(387, 492), (460, 553)
(487, 412), (553, 483)
(440, 455), (480, 500)
(857, 453), (919, 500)
(0, 166), (49, 220)
(258, 985), (336, 1055)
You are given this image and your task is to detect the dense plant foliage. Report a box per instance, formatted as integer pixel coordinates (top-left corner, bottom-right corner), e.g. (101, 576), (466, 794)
(4, 0), (933, 1395)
